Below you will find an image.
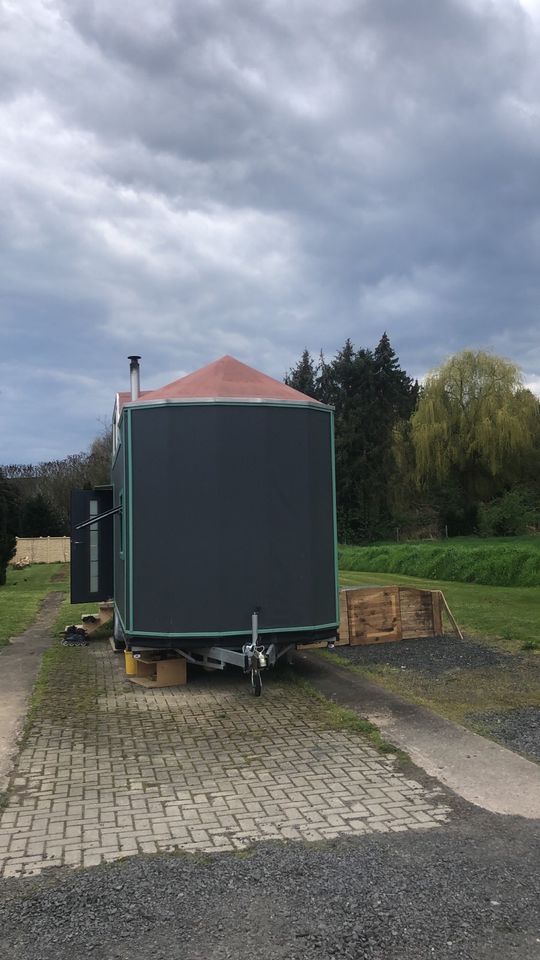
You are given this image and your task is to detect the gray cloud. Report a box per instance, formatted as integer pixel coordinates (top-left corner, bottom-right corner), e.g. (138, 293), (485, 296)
(1, 0), (539, 461)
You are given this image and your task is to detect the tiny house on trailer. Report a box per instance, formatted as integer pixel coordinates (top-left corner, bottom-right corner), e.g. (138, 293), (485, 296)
(71, 355), (339, 692)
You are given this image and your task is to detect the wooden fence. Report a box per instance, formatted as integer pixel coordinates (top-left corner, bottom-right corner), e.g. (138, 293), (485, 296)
(12, 537), (71, 564)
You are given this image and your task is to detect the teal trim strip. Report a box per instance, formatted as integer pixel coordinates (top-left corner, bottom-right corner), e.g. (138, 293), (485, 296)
(115, 605), (128, 638)
(122, 419), (127, 628)
(124, 622), (339, 639)
(111, 477), (116, 607)
(126, 409), (134, 632)
(123, 399), (333, 414)
(330, 411), (340, 623)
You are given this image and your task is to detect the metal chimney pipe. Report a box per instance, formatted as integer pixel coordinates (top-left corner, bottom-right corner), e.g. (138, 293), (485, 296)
(128, 355), (141, 401)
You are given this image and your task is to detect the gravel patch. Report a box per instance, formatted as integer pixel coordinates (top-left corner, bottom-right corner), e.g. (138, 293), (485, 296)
(470, 707), (540, 763)
(337, 635), (509, 676)
(0, 813), (538, 960)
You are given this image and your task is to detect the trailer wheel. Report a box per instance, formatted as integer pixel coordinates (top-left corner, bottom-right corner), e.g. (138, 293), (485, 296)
(251, 668), (262, 697)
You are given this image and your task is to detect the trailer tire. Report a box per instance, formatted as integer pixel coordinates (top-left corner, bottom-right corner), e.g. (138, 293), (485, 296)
(251, 670), (262, 697)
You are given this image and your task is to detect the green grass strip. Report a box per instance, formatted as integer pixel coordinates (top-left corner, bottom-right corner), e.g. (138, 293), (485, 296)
(339, 537), (540, 588)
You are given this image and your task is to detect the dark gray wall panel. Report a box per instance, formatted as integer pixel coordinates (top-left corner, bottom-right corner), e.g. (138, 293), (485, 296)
(130, 405), (336, 636)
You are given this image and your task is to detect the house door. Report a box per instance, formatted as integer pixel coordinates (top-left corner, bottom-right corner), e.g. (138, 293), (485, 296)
(70, 489), (114, 604)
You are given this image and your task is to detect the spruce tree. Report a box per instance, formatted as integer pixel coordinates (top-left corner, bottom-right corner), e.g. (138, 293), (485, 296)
(285, 334), (419, 542)
(284, 349), (319, 399)
(373, 332), (419, 420)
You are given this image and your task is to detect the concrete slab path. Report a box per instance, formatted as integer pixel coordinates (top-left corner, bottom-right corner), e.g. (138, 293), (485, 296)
(297, 651), (540, 819)
(0, 593), (63, 793)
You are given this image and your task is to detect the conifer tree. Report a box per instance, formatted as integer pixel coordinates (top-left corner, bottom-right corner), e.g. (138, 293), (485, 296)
(285, 335), (418, 541)
(284, 349), (319, 399)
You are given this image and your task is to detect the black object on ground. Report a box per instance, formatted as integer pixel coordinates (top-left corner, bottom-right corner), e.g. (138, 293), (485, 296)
(62, 626), (88, 647)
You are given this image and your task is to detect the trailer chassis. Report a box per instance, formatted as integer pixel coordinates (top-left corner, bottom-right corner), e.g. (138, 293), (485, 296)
(174, 613), (295, 696)
(126, 612), (337, 697)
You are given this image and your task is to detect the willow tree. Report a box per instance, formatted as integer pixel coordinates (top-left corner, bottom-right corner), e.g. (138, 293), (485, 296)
(411, 350), (539, 504)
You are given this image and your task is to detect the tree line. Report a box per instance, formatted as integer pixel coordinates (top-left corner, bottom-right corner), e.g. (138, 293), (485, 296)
(285, 335), (540, 543)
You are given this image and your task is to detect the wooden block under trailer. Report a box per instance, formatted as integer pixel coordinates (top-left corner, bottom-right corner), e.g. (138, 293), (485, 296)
(125, 652), (187, 687)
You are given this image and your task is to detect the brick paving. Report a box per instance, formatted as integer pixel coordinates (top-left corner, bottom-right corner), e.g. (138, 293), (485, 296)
(0, 642), (451, 878)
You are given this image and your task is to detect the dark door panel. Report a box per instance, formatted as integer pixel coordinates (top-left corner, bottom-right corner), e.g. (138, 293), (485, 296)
(70, 489), (114, 604)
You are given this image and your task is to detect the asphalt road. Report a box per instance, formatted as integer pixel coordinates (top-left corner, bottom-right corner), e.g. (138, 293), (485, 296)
(0, 804), (538, 960)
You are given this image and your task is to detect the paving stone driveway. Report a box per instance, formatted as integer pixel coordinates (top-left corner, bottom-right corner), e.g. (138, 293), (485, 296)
(0, 642), (451, 878)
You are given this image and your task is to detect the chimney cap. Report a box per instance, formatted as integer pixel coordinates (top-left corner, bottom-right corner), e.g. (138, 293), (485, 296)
(128, 355), (141, 362)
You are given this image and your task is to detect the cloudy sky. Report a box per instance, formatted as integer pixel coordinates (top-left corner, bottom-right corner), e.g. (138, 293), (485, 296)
(1, 0), (539, 463)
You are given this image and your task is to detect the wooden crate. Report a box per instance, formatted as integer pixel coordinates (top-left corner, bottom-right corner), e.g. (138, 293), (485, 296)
(342, 586), (444, 646)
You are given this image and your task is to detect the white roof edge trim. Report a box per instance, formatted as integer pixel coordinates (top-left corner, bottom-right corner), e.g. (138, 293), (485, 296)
(120, 395), (334, 412)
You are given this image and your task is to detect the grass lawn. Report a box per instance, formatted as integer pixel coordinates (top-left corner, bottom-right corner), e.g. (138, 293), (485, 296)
(339, 568), (539, 653)
(0, 563), (69, 647)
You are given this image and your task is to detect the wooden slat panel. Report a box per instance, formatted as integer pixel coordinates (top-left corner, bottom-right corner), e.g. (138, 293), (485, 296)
(432, 591), (443, 636)
(400, 587), (436, 639)
(347, 586), (402, 646)
(339, 591), (349, 643)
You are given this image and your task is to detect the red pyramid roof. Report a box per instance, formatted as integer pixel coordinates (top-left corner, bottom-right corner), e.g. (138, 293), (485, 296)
(122, 356), (320, 405)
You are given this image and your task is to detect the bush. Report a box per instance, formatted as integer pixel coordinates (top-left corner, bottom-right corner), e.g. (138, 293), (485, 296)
(478, 491), (538, 537)
(338, 540), (540, 587)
